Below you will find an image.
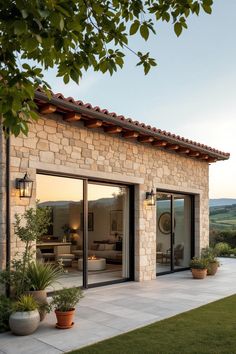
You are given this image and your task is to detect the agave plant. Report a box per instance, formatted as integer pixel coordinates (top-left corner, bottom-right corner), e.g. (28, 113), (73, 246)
(26, 262), (62, 291)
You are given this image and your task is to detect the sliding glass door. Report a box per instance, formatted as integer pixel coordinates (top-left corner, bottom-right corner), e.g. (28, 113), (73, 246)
(87, 183), (130, 285)
(156, 191), (193, 275)
(36, 173), (133, 289)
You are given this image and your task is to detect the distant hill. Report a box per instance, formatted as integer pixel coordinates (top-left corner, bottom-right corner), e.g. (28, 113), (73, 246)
(210, 199), (236, 207)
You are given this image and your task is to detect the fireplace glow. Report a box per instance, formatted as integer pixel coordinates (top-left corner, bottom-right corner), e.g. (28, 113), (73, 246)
(88, 255), (97, 260)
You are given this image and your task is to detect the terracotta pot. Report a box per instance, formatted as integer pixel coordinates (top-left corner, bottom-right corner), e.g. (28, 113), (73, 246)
(55, 309), (75, 329)
(9, 310), (40, 335)
(207, 262), (218, 276)
(26, 290), (47, 321)
(191, 268), (207, 279)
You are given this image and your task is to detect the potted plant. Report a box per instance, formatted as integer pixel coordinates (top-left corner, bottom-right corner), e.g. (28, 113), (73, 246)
(0, 206), (52, 298)
(51, 287), (83, 329)
(9, 295), (40, 335)
(201, 247), (219, 276)
(26, 261), (63, 321)
(190, 257), (208, 279)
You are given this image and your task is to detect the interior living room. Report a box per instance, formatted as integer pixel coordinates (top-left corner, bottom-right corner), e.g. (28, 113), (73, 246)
(36, 173), (130, 290)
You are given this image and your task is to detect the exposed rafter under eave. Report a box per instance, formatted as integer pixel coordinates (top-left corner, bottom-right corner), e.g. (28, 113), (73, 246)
(34, 91), (230, 162)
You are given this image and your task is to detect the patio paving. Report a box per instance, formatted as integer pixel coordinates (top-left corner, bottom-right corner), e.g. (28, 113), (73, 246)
(1, 258), (236, 354)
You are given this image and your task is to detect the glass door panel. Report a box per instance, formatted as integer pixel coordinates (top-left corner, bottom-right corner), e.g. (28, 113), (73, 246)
(173, 195), (192, 270)
(87, 183), (130, 285)
(36, 174), (83, 290)
(156, 193), (172, 274)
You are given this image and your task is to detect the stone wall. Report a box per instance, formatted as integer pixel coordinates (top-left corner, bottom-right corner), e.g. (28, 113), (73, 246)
(1, 113), (209, 281)
(0, 130), (6, 270)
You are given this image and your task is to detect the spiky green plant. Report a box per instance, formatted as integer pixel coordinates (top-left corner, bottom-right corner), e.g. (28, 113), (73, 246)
(27, 262), (62, 291)
(13, 295), (38, 312)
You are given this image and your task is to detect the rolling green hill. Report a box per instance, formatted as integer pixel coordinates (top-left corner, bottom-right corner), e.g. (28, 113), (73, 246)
(210, 204), (236, 232)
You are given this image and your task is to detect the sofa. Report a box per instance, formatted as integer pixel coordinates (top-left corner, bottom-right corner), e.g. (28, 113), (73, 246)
(72, 240), (122, 264)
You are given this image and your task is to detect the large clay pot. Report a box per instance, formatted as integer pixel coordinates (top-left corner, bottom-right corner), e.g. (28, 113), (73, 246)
(9, 310), (40, 335)
(191, 268), (207, 279)
(55, 309), (75, 329)
(26, 290), (47, 321)
(207, 261), (218, 276)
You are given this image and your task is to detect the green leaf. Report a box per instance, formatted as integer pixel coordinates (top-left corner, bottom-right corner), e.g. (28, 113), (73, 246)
(14, 21), (27, 35)
(140, 24), (149, 41)
(130, 21), (140, 35)
(174, 22), (182, 37)
(202, 4), (212, 14)
(63, 74), (70, 84)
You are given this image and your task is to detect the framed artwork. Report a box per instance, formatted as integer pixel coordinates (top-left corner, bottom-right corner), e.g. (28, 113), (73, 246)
(80, 212), (94, 231)
(158, 212), (171, 234)
(110, 210), (123, 233)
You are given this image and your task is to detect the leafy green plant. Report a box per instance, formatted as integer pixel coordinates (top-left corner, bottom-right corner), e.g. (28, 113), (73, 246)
(0, 295), (13, 332)
(214, 242), (232, 256)
(0, 1), (214, 136)
(190, 257), (208, 269)
(26, 262), (63, 291)
(201, 247), (218, 263)
(0, 205), (52, 297)
(13, 295), (39, 312)
(51, 287), (83, 312)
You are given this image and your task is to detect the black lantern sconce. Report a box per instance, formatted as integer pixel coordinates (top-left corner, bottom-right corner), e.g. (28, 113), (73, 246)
(145, 189), (156, 206)
(16, 173), (33, 199)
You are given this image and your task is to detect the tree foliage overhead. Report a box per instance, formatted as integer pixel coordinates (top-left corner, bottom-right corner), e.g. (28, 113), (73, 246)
(0, 0), (213, 136)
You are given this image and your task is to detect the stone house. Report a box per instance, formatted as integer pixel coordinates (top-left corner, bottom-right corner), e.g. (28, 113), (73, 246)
(0, 88), (230, 289)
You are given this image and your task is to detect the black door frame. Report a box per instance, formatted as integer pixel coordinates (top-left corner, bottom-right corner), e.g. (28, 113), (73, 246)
(37, 170), (135, 289)
(156, 189), (195, 276)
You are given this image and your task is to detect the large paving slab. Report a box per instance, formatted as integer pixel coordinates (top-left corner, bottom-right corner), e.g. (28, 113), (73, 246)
(0, 258), (235, 353)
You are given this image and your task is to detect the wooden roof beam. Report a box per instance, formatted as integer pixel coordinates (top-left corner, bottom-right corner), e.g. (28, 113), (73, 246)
(39, 104), (57, 114)
(64, 112), (81, 122)
(178, 148), (190, 154)
(189, 151), (200, 157)
(123, 131), (139, 139)
(208, 157), (217, 163)
(152, 140), (168, 147)
(198, 154), (209, 160)
(138, 136), (154, 143)
(85, 119), (103, 128)
(166, 144), (180, 150)
(105, 126), (122, 134)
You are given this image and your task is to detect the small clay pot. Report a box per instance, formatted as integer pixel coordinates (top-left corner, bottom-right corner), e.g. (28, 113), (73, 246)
(55, 309), (75, 329)
(207, 261), (218, 276)
(191, 268), (207, 279)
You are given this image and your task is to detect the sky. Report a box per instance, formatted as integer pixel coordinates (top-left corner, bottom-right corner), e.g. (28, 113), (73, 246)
(45, 0), (236, 199)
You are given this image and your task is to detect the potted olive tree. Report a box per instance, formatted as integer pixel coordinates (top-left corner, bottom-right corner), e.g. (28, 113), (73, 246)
(9, 295), (40, 336)
(51, 287), (83, 329)
(0, 206), (52, 298)
(190, 257), (208, 279)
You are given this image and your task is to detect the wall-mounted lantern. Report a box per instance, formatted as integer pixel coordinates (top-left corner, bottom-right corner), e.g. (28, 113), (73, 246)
(145, 189), (156, 206)
(16, 173), (33, 199)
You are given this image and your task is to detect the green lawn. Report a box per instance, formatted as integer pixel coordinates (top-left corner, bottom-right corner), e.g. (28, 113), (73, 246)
(68, 295), (236, 354)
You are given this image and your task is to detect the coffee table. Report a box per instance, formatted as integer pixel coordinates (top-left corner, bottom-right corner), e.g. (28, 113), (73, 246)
(78, 258), (106, 271)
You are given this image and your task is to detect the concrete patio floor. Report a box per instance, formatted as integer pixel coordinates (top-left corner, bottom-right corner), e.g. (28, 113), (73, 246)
(1, 258), (236, 354)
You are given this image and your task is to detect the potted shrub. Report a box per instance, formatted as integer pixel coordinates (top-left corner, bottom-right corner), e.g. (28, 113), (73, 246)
(201, 247), (219, 276)
(190, 257), (208, 279)
(0, 206), (52, 298)
(26, 261), (63, 321)
(9, 295), (40, 335)
(51, 287), (83, 329)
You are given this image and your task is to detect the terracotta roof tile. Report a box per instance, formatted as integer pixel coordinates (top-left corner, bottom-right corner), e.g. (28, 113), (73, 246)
(35, 88), (230, 159)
